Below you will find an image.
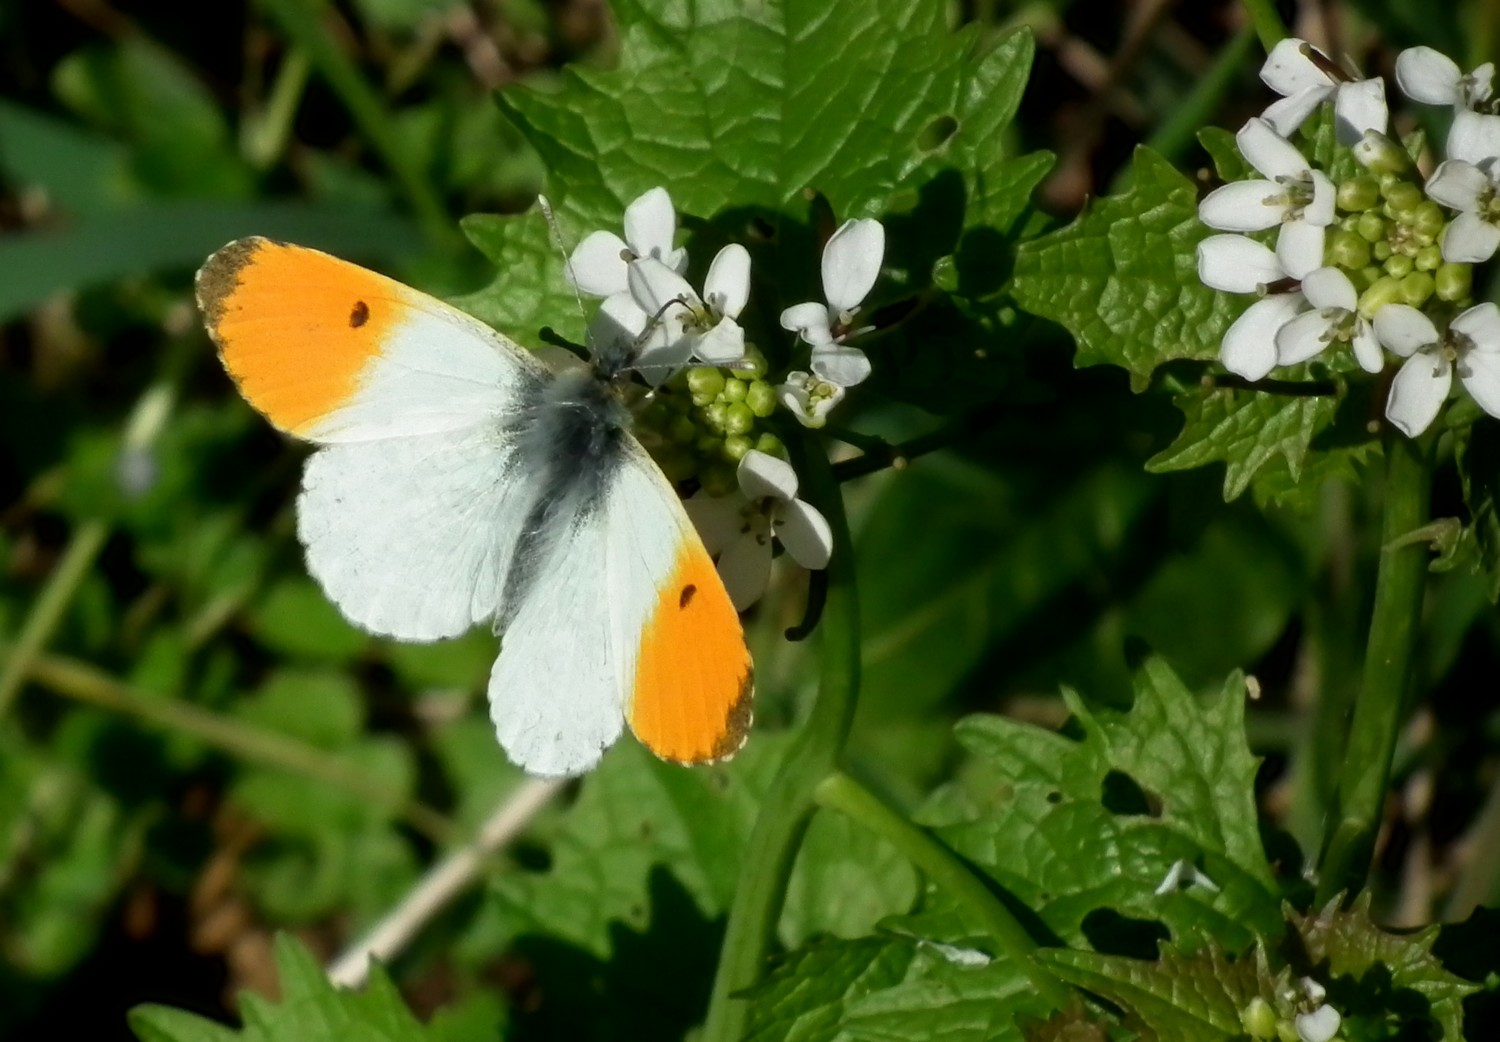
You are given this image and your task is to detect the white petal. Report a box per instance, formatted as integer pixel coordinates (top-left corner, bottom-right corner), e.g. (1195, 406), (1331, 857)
(773, 498), (833, 570)
(568, 230), (631, 297)
(810, 344), (872, 387)
(1294, 1005), (1342, 1042)
(1447, 110), (1500, 167)
(1352, 319), (1384, 373)
(1236, 117), (1309, 181)
(1333, 78), (1389, 144)
(1460, 349), (1500, 418)
(821, 218), (884, 313)
(1373, 303), (1439, 356)
(1261, 87), (1331, 137)
(1386, 351), (1452, 436)
(1441, 212), (1500, 263)
(623, 187), (677, 260)
(716, 532), (772, 612)
(1198, 181), (1288, 231)
(1469, 63), (1496, 106)
(693, 318), (746, 364)
(1306, 170), (1337, 226)
(1221, 293), (1303, 380)
(684, 491), (748, 555)
(627, 256), (698, 315)
(1396, 47), (1462, 105)
(781, 300), (835, 345)
(1452, 302), (1500, 350)
(738, 449), (799, 502)
(1300, 266), (1357, 310)
(1276, 221), (1326, 279)
(593, 290), (648, 338)
(1196, 234), (1283, 293)
(777, 373), (842, 429)
(704, 243), (751, 318)
(1261, 39), (1331, 96)
(1425, 160), (1487, 211)
(1276, 310), (1337, 366)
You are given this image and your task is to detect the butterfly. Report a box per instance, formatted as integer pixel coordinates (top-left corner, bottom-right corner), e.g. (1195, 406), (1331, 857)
(196, 236), (753, 777)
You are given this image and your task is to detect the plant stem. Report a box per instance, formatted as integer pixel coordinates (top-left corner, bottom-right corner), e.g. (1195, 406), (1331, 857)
(259, 0), (456, 249)
(1239, 0), (1290, 52)
(813, 772), (1071, 1007)
(19, 647), (455, 844)
(832, 411), (996, 483)
(1146, 24), (1257, 164)
(1315, 430), (1433, 906)
(701, 441), (860, 1042)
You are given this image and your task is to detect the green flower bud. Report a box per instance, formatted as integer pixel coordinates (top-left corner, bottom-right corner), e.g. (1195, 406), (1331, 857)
(1372, 240), (1393, 261)
(686, 366), (725, 404)
(1411, 200), (1446, 237)
(655, 446), (696, 483)
(734, 344), (768, 380)
(1383, 252), (1414, 278)
(696, 433), (722, 455)
(1328, 229), (1371, 270)
(1416, 244), (1443, 271)
(1436, 262), (1473, 302)
(1399, 270), (1435, 307)
(721, 377), (748, 404)
(1358, 274), (1405, 319)
(723, 401), (755, 436)
(1356, 211), (1386, 243)
(722, 433), (754, 461)
(754, 432), (785, 457)
(1336, 176), (1380, 212)
(1383, 181), (1423, 215)
(1349, 265), (1382, 292)
(746, 380), (777, 417)
(1240, 998), (1278, 1040)
(1356, 132), (1414, 176)
(1277, 1022), (1302, 1042)
(703, 401), (728, 433)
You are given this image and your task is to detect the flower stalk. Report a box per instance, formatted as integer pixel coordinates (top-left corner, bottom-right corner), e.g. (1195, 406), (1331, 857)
(1315, 428), (1434, 905)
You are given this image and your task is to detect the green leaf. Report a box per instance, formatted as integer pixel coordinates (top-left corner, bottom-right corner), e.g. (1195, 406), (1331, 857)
(1197, 126), (1250, 183)
(461, 2), (1048, 411)
(244, 577), (367, 663)
(782, 810), (921, 946)
(920, 658), (1282, 954)
(1293, 894), (1478, 1042)
(744, 936), (922, 1042)
(1147, 382), (1339, 501)
(129, 935), (489, 1042)
(1012, 147), (1237, 385)
(1037, 943), (1268, 1041)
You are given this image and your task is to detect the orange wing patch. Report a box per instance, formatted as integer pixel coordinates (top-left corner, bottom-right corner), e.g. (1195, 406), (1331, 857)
(629, 540), (753, 764)
(197, 237), (407, 435)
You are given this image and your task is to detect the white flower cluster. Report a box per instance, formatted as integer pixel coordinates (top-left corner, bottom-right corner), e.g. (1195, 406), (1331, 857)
(566, 188), (884, 608)
(1196, 39), (1500, 437)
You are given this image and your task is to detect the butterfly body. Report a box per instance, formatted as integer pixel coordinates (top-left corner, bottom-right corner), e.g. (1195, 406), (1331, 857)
(197, 236), (752, 777)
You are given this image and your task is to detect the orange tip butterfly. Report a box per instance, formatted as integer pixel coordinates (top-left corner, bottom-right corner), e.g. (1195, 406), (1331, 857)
(196, 236), (752, 777)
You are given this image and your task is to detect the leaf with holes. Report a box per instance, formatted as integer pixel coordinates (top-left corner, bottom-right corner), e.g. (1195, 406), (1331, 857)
(917, 657), (1282, 955)
(459, 0), (1051, 412)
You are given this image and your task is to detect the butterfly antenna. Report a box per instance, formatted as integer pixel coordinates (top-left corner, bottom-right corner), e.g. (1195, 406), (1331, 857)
(538, 194), (593, 346)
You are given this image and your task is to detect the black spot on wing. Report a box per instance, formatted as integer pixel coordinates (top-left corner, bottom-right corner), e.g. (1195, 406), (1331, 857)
(350, 300), (370, 327)
(679, 584), (697, 608)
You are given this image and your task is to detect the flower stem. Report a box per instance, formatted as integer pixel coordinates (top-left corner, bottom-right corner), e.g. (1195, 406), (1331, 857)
(1315, 430), (1433, 906)
(701, 440), (860, 1042)
(813, 771), (1072, 1007)
(1239, 0), (1290, 52)
(17, 647), (455, 844)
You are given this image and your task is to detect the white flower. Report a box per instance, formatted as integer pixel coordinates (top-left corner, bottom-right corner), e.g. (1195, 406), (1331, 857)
(1260, 38), (1388, 144)
(685, 451), (833, 611)
(780, 218), (884, 387)
(1195, 234), (1307, 380)
(1294, 1004), (1342, 1042)
(1426, 159), (1500, 262)
(777, 371), (846, 428)
(1376, 302), (1500, 436)
(626, 244), (752, 373)
(567, 187), (687, 298)
(1275, 267), (1384, 372)
(1198, 118), (1334, 278)
(1396, 47), (1494, 110)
